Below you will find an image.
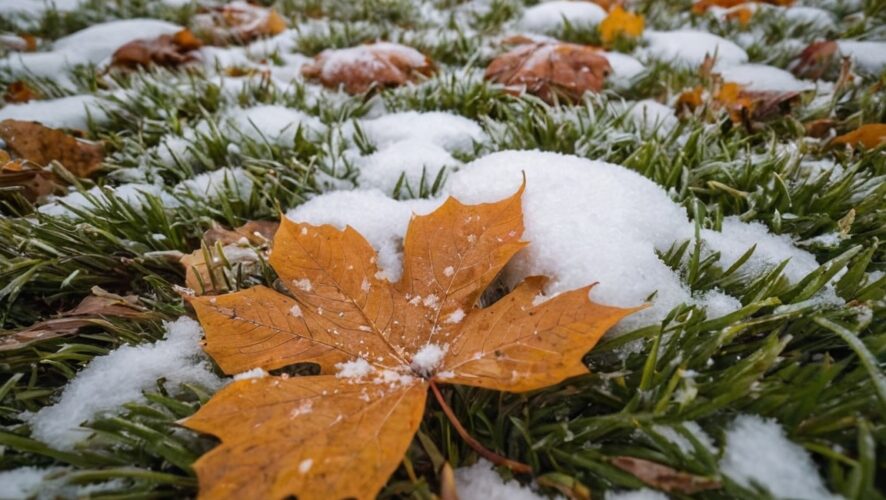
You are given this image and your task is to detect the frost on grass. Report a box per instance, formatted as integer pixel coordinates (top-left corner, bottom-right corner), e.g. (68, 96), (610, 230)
(720, 415), (840, 500)
(25, 317), (222, 450)
(454, 459), (546, 500)
(642, 30), (748, 68)
(517, 1), (607, 34)
(0, 466), (121, 499)
(223, 105), (326, 146)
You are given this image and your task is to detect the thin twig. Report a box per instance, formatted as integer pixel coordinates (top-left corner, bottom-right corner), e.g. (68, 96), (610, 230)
(429, 379), (532, 475)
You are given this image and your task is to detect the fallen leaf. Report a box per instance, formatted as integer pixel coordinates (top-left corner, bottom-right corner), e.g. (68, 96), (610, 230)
(725, 5), (754, 25)
(0, 287), (151, 352)
(0, 120), (104, 177)
(484, 42), (612, 104)
(192, 3), (287, 45)
(301, 42), (435, 94)
(184, 184), (638, 499)
(804, 118), (836, 138)
(789, 40), (838, 80)
(676, 85), (705, 116)
(110, 28), (202, 70)
(611, 456), (721, 494)
(830, 123), (886, 149)
(599, 6), (644, 45)
(3, 81), (39, 103)
(0, 160), (58, 201)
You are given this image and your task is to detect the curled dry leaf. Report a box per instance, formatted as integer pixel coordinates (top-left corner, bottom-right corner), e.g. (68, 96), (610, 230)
(676, 82), (800, 124)
(179, 220), (278, 296)
(0, 159), (58, 202)
(183, 183), (639, 499)
(0, 119), (104, 178)
(789, 40), (838, 80)
(484, 42), (612, 104)
(301, 42), (435, 94)
(804, 118), (836, 138)
(611, 456), (721, 494)
(4, 81), (39, 103)
(830, 123), (886, 149)
(599, 6), (644, 45)
(0, 287), (151, 352)
(111, 29), (202, 70)
(192, 2), (286, 45)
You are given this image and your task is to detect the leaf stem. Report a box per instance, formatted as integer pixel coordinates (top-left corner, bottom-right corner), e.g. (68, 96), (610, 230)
(429, 379), (532, 475)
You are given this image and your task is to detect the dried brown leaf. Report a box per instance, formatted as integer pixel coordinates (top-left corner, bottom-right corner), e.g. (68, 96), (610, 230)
(611, 456), (721, 494)
(110, 29), (202, 70)
(0, 119), (104, 177)
(484, 42), (611, 104)
(301, 42), (435, 94)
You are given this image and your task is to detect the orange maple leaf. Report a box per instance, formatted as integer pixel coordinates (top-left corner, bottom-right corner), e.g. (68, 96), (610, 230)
(183, 185), (638, 499)
(599, 6), (645, 45)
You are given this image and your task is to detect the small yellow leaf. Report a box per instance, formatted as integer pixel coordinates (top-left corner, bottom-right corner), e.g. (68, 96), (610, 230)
(599, 6), (645, 45)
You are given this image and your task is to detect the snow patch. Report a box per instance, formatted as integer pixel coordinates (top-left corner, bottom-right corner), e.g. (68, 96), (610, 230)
(411, 343), (446, 375)
(336, 358), (373, 379)
(455, 459), (546, 500)
(643, 30), (748, 68)
(720, 415), (839, 500)
(836, 41), (886, 74)
(719, 64), (815, 92)
(0, 94), (109, 130)
(518, 1), (607, 34)
(25, 317), (222, 450)
(356, 111), (486, 154)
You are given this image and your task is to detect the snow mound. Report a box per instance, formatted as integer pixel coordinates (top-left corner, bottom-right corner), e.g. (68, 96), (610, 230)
(518, 1), (607, 34)
(25, 317), (223, 449)
(0, 95), (109, 130)
(605, 490), (669, 500)
(643, 30), (748, 68)
(603, 51), (646, 88)
(287, 151), (822, 330)
(617, 99), (677, 135)
(719, 64), (815, 92)
(356, 111), (486, 154)
(358, 138), (459, 193)
(455, 459), (545, 500)
(720, 415), (840, 500)
(836, 41), (886, 74)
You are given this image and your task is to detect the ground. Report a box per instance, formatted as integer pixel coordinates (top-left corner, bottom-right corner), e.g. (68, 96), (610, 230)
(0, 0), (884, 499)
